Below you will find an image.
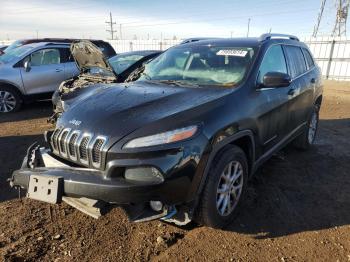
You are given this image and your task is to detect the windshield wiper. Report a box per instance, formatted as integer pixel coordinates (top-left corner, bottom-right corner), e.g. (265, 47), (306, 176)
(158, 80), (199, 87)
(125, 65), (146, 82)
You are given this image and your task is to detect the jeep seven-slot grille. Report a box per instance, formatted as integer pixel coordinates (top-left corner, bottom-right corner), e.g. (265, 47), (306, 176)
(92, 139), (104, 163)
(79, 136), (90, 160)
(52, 128), (61, 151)
(59, 131), (69, 153)
(68, 133), (78, 157)
(50, 128), (107, 168)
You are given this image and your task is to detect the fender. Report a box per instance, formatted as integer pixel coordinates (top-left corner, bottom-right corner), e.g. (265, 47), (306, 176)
(189, 129), (255, 216)
(0, 80), (24, 95)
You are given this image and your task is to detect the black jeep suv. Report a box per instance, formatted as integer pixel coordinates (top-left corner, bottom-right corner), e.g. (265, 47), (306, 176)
(10, 34), (323, 228)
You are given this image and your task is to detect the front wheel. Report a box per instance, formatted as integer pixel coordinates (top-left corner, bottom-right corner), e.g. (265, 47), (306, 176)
(195, 146), (248, 228)
(293, 104), (320, 150)
(0, 86), (22, 113)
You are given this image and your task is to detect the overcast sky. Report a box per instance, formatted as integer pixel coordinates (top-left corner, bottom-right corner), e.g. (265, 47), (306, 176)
(0, 0), (340, 40)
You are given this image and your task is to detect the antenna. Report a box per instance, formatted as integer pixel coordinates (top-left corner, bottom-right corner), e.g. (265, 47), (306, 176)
(332, 0), (350, 37)
(313, 0), (327, 37)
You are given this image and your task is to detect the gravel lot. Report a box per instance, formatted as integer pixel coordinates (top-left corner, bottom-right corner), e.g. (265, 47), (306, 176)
(0, 80), (350, 261)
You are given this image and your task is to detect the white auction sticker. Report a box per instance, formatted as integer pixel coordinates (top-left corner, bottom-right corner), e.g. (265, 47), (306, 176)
(216, 49), (248, 57)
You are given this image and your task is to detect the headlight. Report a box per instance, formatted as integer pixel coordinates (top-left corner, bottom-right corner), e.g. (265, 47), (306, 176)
(124, 125), (198, 149)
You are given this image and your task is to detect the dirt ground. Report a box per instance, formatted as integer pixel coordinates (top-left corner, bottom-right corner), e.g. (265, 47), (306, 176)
(0, 80), (349, 262)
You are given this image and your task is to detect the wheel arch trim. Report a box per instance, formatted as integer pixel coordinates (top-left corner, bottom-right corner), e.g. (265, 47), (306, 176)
(191, 130), (255, 215)
(0, 80), (24, 95)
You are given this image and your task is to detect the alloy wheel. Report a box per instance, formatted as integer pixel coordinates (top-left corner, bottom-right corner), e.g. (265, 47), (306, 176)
(216, 160), (244, 216)
(0, 91), (16, 113)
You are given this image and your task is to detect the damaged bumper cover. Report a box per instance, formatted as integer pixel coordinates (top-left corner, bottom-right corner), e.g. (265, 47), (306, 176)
(11, 167), (165, 204)
(10, 147), (193, 205)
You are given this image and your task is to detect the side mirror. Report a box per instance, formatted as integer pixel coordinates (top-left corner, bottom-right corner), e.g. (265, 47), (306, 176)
(24, 60), (31, 72)
(262, 72), (291, 88)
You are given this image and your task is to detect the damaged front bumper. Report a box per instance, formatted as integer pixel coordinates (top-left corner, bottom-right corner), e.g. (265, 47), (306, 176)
(11, 147), (176, 204)
(9, 146), (193, 224)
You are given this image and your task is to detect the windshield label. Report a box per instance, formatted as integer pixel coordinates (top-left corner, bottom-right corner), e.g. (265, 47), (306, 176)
(216, 49), (248, 57)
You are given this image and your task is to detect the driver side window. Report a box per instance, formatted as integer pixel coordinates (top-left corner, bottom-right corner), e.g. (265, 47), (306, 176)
(258, 45), (287, 83)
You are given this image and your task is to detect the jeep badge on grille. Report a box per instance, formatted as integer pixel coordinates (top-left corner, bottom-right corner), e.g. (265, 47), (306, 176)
(69, 119), (82, 126)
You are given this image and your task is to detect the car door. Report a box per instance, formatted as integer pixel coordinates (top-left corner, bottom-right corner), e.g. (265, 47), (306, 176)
(255, 44), (291, 152)
(283, 45), (314, 130)
(20, 48), (66, 94)
(59, 47), (80, 79)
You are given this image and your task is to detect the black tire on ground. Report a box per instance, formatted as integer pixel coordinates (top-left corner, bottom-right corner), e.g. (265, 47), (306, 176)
(195, 145), (248, 229)
(293, 104), (320, 150)
(0, 85), (22, 113)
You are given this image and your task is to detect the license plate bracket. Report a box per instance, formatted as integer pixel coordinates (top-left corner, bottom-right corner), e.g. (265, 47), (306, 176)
(27, 175), (63, 204)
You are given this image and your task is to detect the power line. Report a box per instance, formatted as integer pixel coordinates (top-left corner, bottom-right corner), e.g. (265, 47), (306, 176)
(106, 12), (117, 40)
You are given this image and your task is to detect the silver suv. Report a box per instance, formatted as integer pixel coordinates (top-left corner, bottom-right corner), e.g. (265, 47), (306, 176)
(0, 42), (79, 113)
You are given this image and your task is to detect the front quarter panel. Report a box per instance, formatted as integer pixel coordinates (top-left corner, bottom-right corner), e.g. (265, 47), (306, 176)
(0, 64), (25, 94)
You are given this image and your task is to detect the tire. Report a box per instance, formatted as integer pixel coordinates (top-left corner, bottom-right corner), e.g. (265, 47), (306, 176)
(0, 86), (22, 113)
(195, 145), (248, 228)
(293, 104), (320, 150)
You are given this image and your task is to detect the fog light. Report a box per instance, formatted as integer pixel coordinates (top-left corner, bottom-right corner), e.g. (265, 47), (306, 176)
(150, 201), (163, 211)
(124, 167), (164, 183)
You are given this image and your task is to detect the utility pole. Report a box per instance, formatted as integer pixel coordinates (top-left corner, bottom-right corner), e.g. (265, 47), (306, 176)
(332, 0), (350, 37)
(230, 31), (234, 38)
(247, 18), (251, 37)
(36, 30), (38, 39)
(313, 0), (327, 37)
(105, 12), (117, 40)
(119, 24), (122, 40)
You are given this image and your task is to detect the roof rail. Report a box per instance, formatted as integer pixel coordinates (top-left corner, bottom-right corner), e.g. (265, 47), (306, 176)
(259, 33), (299, 42)
(44, 42), (71, 46)
(179, 37), (221, 44)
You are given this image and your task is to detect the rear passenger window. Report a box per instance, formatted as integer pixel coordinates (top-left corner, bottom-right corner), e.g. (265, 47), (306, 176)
(258, 45), (287, 83)
(283, 46), (307, 78)
(302, 48), (315, 69)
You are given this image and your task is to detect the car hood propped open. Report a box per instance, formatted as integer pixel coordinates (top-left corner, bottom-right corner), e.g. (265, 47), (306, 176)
(71, 40), (117, 78)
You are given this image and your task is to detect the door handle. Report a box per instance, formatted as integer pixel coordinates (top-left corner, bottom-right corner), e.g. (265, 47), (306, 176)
(288, 89), (295, 96)
(55, 69), (63, 72)
(310, 78), (316, 84)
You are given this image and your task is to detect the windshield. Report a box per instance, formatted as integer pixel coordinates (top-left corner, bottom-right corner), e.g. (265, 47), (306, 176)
(0, 45), (33, 64)
(3, 40), (23, 53)
(137, 45), (256, 87)
(109, 53), (145, 74)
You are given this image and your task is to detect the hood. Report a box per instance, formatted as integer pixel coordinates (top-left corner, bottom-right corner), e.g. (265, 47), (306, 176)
(57, 81), (232, 144)
(71, 40), (117, 78)
(59, 84), (105, 112)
